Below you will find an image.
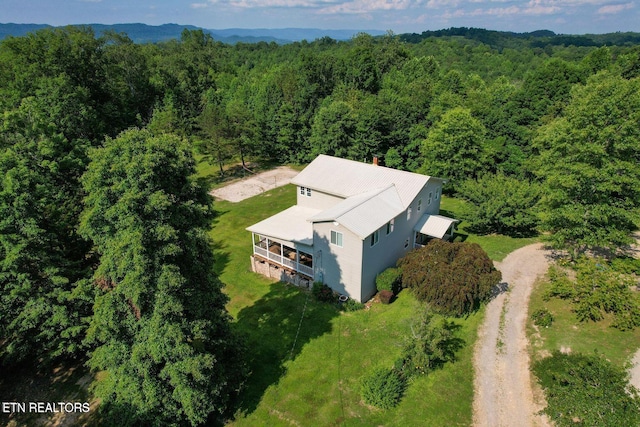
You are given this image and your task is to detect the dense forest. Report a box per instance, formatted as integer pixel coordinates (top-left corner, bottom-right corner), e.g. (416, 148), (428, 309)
(1, 25), (640, 425)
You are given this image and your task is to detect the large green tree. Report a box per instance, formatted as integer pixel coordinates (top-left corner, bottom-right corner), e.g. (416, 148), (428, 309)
(533, 72), (640, 255)
(80, 129), (246, 426)
(0, 83), (96, 365)
(458, 173), (541, 237)
(420, 107), (489, 192)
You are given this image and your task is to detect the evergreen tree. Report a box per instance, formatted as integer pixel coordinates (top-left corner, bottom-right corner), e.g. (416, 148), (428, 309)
(80, 129), (246, 426)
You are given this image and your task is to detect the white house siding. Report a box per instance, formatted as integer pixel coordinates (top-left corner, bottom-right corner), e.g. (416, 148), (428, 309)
(296, 187), (344, 210)
(313, 221), (364, 301)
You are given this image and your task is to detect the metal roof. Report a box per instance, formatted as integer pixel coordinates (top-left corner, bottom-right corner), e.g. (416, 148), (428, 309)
(414, 214), (459, 239)
(291, 154), (431, 209)
(309, 185), (404, 239)
(246, 206), (320, 245)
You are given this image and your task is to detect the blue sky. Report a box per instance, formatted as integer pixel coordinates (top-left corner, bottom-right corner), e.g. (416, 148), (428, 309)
(2, 0), (639, 34)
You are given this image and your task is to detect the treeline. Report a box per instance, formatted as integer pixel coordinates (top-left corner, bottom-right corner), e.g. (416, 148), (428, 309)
(1, 25), (640, 425)
(401, 27), (640, 49)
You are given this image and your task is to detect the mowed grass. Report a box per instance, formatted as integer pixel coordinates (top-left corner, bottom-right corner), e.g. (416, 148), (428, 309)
(440, 195), (540, 261)
(527, 275), (640, 367)
(210, 185), (482, 426)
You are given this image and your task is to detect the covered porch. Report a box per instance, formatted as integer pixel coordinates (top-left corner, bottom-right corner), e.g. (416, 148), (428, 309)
(251, 233), (314, 278)
(246, 205), (319, 281)
(413, 214), (459, 248)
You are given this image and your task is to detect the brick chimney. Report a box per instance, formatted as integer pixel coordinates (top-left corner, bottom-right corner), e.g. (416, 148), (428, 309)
(373, 156), (379, 166)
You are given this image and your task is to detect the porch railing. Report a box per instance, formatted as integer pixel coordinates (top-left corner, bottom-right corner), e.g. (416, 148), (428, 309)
(252, 235), (314, 280)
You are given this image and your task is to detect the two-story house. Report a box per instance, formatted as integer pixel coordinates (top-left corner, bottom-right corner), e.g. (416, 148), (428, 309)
(247, 155), (458, 302)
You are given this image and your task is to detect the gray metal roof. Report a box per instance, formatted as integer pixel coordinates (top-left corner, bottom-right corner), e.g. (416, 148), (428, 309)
(309, 185), (404, 239)
(246, 206), (320, 245)
(414, 214), (459, 239)
(291, 154), (431, 209)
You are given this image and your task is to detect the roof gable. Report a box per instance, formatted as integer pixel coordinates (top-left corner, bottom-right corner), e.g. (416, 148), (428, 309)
(291, 154), (430, 209)
(309, 185), (404, 239)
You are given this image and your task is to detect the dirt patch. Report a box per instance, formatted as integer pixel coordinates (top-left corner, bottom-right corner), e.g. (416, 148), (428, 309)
(473, 243), (552, 427)
(209, 166), (298, 202)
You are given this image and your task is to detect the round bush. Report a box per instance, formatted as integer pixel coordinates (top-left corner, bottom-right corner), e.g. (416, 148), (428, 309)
(379, 290), (394, 305)
(376, 267), (401, 293)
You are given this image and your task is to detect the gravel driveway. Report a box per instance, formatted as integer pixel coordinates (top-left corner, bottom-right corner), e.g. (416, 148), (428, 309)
(473, 243), (551, 427)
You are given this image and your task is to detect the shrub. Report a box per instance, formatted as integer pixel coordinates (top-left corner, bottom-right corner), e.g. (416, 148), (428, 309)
(376, 267), (401, 293)
(531, 308), (553, 328)
(544, 258), (640, 330)
(398, 240), (502, 316)
(399, 308), (464, 377)
(312, 282), (335, 303)
(360, 367), (406, 409)
(379, 290), (394, 305)
(533, 351), (640, 427)
(341, 298), (365, 312)
(610, 256), (640, 275)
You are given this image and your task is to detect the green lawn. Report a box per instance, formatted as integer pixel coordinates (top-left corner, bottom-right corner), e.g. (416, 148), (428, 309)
(527, 274), (640, 368)
(210, 185), (481, 426)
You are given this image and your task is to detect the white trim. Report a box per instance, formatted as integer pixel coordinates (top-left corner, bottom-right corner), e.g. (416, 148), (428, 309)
(330, 230), (343, 247)
(370, 229), (379, 246)
(386, 219), (394, 235)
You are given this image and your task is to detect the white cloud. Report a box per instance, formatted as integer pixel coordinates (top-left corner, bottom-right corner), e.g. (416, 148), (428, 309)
(203, 0), (337, 7)
(318, 0), (420, 14)
(598, 2), (634, 14)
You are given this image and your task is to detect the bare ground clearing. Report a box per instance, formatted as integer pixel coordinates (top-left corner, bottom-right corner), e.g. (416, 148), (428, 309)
(209, 166), (298, 202)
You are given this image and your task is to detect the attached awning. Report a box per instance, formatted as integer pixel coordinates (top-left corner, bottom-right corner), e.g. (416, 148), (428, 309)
(414, 214), (459, 239)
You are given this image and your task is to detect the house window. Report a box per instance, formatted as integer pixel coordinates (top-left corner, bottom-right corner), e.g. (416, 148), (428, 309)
(404, 238), (409, 249)
(386, 219), (394, 235)
(331, 230), (343, 247)
(306, 187), (312, 197)
(407, 207), (412, 221)
(428, 192), (432, 205)
(300, 186), (312, 197)
(417, 199), (422, 212)
(370, 230), (379, 247)
(435, 188), (440, 200)
(300, 186), (305, 195)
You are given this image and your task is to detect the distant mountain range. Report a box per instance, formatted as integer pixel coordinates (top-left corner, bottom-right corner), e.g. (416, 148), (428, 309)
(0, 23), (386, 44)
(3, 23), (640, 48)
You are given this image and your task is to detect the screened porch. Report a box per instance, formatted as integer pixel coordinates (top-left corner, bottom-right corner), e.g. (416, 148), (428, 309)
(251, 233), (314, 278)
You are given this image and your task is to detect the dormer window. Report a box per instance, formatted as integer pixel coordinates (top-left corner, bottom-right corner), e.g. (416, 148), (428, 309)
(300, 186), (312, 197)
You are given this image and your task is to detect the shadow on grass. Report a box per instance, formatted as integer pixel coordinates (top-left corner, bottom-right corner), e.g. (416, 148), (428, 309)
(234, 284), (339, 415)
(451, 232), (468, 242)
(0, 358), (94, 426)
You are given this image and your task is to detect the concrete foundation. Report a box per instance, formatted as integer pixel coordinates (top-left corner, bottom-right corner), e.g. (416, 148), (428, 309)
(250, 255), (312, 289)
